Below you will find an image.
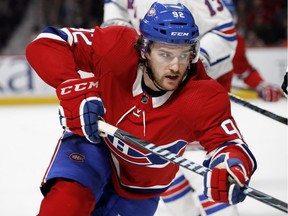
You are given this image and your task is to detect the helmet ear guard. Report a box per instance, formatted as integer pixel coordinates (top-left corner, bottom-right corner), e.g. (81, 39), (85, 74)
(190, 39), (200, 64)
(141, 37), (151, 54)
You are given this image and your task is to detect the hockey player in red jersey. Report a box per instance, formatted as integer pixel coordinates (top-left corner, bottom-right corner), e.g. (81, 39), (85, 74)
(26, 2), (257, 216)
(102, 1), (240, 215)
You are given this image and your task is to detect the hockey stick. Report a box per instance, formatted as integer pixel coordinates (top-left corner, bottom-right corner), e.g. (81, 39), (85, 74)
(229, 93), (288, 125)
(98, 120), (288, 213)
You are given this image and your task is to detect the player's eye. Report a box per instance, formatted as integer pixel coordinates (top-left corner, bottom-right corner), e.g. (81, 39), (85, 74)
(159, 52), (169, 58)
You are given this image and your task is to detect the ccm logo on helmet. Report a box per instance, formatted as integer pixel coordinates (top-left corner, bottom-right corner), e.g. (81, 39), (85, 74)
(171, 32), (189, 36)
(60, 80), (99, 95)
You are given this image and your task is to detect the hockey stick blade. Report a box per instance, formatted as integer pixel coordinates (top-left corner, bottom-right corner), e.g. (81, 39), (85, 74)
(229, 93), (288, 125)
(98, 120), (288, 213)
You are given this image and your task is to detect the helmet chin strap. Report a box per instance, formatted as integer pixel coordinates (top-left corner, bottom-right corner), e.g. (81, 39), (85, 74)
(144, 61), (167, 91)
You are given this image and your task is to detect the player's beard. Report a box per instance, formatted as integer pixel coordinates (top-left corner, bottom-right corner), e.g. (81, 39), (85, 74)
(145, 62), (187, 91)
(154, 69), (189, 91)
(156, 73), (181, 91)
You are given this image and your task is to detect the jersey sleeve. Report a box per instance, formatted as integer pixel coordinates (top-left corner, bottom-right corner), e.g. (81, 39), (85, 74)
(103, 0), (130, 22)
(184, 79), (244, 152)
(195, 86), (242, 150)
(26, 27), (95, 88)
(190, 82), (257, 176)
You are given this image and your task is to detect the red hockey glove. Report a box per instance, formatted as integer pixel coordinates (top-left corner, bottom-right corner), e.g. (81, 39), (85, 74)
(203, 153), (250, 204)
(56, 77), (105, 143)
(256, 82), (283, 102)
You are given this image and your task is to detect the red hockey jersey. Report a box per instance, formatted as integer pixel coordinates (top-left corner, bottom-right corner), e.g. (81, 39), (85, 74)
(26, 26), (253, 199)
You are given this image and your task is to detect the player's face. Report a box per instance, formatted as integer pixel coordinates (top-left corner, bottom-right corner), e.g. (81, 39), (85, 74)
(144, 42), (191, 91)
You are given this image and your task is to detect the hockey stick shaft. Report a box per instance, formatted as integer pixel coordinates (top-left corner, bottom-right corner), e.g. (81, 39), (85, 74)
(229, 93), (288, 125)
(98, 120), (288, 213)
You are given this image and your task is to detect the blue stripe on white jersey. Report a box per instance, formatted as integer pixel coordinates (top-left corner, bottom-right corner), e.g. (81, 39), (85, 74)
(200, 47), (230, 67)
(211, 22), (237, 42)
(199, 194), (231, 215)
(209, 55), (230, 67)
(171, 174), (188, 186)
(162, 187), (191, 203)
(161, 175), (192, 203)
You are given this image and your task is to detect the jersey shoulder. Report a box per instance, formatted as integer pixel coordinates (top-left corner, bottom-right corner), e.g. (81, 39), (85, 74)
(92, 26), (139, 69)
(178, 75), (231, 124)
(92, 26), (138, 55)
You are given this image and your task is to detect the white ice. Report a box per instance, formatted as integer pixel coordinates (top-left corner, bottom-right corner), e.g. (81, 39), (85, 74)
(0, 98), (287, 216)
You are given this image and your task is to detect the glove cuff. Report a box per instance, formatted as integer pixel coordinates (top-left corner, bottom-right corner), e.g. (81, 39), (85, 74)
(209, 153), (248, 186)
(205, 143), (257, 179)
(242, 69), (264, 88)
(56, 77), (100, 100)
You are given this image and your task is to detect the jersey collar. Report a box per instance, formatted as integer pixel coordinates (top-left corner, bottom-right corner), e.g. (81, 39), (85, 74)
(132, 65), (174, 108)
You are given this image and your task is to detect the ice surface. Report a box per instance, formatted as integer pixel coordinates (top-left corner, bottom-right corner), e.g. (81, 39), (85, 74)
(0, 98), (287, 216)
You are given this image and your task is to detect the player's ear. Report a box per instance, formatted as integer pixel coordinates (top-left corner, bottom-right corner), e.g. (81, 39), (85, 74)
(141, 51), (146, 59)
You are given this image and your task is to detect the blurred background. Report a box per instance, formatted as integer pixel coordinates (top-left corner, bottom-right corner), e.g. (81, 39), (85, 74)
(0, 1), (287, 215)
(0, 0), (104, 54)
(0, 0), (286, 55)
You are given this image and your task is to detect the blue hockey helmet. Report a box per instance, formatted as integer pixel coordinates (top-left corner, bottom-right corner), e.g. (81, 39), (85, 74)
(140, 2), (199, 46)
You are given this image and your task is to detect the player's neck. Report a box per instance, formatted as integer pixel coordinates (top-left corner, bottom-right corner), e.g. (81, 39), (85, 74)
(141, 75), (166, 96)
(143, 67), (167, 92)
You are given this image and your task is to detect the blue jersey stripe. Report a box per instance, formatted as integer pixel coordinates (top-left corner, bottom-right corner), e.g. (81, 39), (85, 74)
(169, 175), (186, 187)
(162, 187), (192, 203)
(42, 26), (68, 42)
(205, 203), (231, 215)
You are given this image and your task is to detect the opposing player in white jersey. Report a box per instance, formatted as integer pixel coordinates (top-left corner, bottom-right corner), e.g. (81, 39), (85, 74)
(102, 1), (239, 215)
